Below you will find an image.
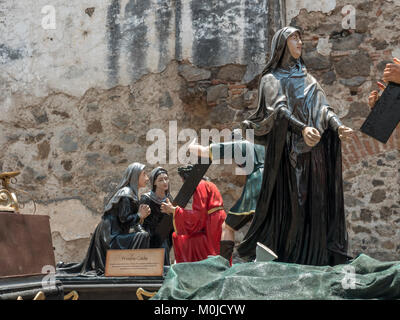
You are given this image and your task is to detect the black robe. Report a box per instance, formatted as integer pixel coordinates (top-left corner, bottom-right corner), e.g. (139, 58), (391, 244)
(140, 193), (174, 266)
(238, 27), (349, 266)
(57, 196), (150, 275)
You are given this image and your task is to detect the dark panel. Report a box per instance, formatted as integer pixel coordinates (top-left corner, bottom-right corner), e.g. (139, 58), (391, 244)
(360, 82), (400, 144)
(173, 162), (211, 208)
(0, 213), (55, 278)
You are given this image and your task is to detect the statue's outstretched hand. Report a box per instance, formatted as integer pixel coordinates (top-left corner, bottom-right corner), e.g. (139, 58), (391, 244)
(302, 127), (321, 147)
(338, 126), (354, 142)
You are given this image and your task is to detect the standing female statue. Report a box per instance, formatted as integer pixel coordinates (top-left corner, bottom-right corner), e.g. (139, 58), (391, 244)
(238, 27), (354, 266)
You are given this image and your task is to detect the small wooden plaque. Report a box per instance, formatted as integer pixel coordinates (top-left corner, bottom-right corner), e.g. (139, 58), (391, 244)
(105, 249), (164, 277)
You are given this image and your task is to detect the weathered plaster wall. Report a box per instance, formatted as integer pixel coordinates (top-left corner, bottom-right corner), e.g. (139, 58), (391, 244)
(0, 0), (398, 263)
(0, 0), (281, 110)
(0, 0), (284, 262)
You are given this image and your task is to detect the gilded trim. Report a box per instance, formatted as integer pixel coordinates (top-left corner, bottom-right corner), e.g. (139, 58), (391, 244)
(137, 287), (157, 300)
(33, 291), (46, 300)
(227, 209), (255, 216)
(173, 206), (179, 235)
(64, 290), (79, 300)
(207, 206), (224, 215)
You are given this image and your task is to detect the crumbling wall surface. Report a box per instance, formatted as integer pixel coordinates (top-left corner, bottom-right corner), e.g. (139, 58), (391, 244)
(0, 0), (398, 263)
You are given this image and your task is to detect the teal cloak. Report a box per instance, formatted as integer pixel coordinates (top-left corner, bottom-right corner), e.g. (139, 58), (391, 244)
(152, 254), (400, 300)
(210, 140), (265, 216)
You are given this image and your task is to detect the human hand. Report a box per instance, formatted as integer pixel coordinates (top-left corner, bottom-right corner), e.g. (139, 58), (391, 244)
(368, 90), (379, 109)
(138, 204), (151, 219)
(382, 58), (400, 84)
(188, 139), (209, 158)
(302, 127), (321, 147)
(368, 81), (386, 109)
(338, 126), (354, 142)
(160, 198), (176, 215)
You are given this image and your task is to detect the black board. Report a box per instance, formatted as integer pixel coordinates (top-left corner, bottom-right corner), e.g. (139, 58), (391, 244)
(172, 161), (211, 208)
(360, 82), (400, 144)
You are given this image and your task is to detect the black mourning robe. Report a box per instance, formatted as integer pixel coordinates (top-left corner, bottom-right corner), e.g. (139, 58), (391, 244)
(140, 193), (174, 266)
(57, 195), (150, 275)
(238, 27), (350, 266)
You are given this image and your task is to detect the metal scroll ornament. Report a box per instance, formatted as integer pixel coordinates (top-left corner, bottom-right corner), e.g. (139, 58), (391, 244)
(0, 171), (21, 213)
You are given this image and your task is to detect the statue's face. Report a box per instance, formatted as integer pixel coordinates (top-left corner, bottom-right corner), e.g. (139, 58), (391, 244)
(138, 170), (149, 188)
(154, 173), (169, 193)
(286, 32), (302, 59)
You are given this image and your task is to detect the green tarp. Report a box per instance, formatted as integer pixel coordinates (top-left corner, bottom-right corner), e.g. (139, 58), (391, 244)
(152, 254), (400, 300)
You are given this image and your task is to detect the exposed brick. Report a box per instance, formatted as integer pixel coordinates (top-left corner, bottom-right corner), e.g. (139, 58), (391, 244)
(211, 79), (228, 85)
(388, 134), (395, 150)
(228, 84), (247, 90)
(363, 139), (374, 156)
(353, 134), (367, 158)
(348, 142), (360, 164)
(372, 138), (382, 155)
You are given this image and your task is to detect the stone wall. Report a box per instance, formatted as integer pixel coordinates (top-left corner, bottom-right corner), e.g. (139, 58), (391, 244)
(0, 0), (398, 263)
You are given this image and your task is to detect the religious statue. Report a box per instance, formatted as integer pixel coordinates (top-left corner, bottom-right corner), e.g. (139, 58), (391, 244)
(57, 162), (151, 274)
(237, 27), (354, 266)
(140, 167), (174, 266)
(187, 130), (265, 263)
(160, 165), (226, 263)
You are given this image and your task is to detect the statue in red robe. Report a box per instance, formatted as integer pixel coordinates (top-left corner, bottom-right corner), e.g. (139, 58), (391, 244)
(161, 166), (226, 263)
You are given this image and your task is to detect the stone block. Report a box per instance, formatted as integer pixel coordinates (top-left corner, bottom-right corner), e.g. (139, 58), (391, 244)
(334, 52), (371, 78)
(302, 49), (331, 70)
(178, 64), (211, 82)
(217, 64), (246, 82)
(59, 134), (78, 153)
(207, 84), (228, 103)
(370, 189), (386, 204)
